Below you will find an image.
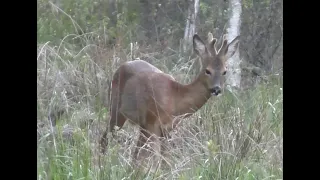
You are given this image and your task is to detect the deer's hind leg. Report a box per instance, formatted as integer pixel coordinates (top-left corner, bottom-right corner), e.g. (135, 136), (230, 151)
(100, 86), (127, 154)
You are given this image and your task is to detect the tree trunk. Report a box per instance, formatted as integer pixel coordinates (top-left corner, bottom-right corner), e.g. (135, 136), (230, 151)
(226, 0), (242, 89)
(107, 0), (117, 46)
(140, 0), (153, 42)
(183, 0), (200, 53)
(108, 0), (117, 28)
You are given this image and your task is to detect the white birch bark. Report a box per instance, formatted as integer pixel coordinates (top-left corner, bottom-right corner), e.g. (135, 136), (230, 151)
(183, 0), (200, 52)
(226, 0), (242, 88)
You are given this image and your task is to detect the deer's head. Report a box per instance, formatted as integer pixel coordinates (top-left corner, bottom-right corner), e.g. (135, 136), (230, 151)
(193, 33), (240, 96)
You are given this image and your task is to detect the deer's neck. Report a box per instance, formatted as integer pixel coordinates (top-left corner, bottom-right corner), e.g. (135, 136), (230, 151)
(172, 74), (211, 117)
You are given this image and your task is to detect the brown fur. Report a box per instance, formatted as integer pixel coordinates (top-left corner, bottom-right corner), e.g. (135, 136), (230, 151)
(100, 33), (240, 169)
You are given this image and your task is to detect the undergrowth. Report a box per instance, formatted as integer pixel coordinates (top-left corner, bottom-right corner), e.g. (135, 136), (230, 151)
(37, 35), (282, 179)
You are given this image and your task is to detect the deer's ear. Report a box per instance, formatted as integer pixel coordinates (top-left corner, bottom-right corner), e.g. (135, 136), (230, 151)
(224, 36), (240, 60)
(193, 34), (208, 57)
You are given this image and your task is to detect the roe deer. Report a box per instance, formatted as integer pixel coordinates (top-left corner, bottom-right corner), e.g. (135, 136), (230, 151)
(100, 33), (240, 169)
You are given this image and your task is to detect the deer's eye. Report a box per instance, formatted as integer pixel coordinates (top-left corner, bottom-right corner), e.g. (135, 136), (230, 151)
(205, 69), (211, 75)
(222, 71), (227, 75)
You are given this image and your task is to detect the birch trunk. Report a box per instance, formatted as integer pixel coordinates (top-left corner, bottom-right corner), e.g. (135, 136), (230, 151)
(226, 0), (242, 89)
(183, 0), (200, 52)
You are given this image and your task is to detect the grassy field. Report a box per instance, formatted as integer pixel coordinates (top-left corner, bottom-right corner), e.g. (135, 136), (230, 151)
(37, 35), (283, 180)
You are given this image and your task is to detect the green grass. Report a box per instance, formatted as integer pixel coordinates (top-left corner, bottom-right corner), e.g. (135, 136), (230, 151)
(37, 42), (282, 179)
(37, 26), (282, 179)
(37, 0), (282, 178)
(37, 83), (282, 179)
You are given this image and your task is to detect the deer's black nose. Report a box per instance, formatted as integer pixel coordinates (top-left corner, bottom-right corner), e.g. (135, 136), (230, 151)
(210, 86), (221, 96)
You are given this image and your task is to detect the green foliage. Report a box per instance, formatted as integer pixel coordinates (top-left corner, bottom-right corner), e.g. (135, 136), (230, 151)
(37, 0), (108, 44)
(243, 0), (253, 9)
(38, 0), (147, 49)
(37, 75), (283, 179)
(38, 0), (283, 179)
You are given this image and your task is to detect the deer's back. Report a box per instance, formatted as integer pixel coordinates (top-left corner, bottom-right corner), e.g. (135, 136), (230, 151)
(112, 60), (163, 88)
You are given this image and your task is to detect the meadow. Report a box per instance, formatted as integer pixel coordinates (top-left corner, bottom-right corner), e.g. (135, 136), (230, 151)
(37, 1), (282, 178)
(37, 36), (282, 179)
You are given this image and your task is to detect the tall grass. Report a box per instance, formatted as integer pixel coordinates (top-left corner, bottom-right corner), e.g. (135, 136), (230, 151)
(37, 32), (282, 179)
